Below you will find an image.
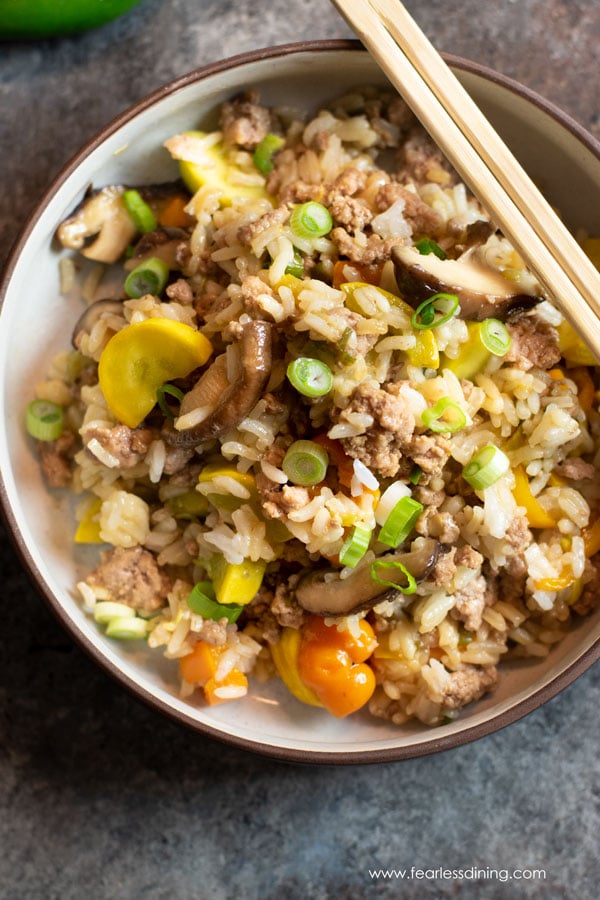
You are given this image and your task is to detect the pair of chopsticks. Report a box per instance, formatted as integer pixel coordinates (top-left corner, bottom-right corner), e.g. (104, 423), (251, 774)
(331, 0), (600, 359)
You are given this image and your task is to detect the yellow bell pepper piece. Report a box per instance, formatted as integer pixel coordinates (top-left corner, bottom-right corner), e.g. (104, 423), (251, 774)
(557, 319), (598, 366)
(211, 555), (266, 606)
(166, 130), (269, 205)
(98, 318), (212, 428)
(512, 465), (556, 529)
(198, 464), (257, 512)
(74, 497), (103, 544)
(271, 627), (324, 708)
(441, 321), (491, 380)
(534, 565), (575, 592)
(583, 518), (600, 558)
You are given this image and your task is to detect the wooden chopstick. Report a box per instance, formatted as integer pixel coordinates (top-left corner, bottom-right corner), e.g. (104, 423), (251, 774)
(330, 0), (600, 358)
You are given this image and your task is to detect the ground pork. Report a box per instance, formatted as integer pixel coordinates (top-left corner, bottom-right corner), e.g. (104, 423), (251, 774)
(375, 182), (442, 235)
(416, 508), (460, 544)
(237, 205), (289, 246)
(83, 424), (155, 468)
(166, 278), (194, 304)
(504, 315), (561, 370)
(406, 433), (451, 479)
(273, 178), (322, 205)
(86, 546), (170, 613)
(271, 577), (305, 629)
(573, 554), (600, 616)
(220, 90), (272, 149)
(451, 574), (489, 632)
(437, 664), (498, 710)
(431, 546), (456, 587)
(399, 129), (456, 185)
(504, 515), (533, 556)
(331, 227), (406, 266)
(327, 192), (373, 232)
(339, 381), (416, 477)
(196, 618), (228, 647)
(256, 472), (311, 520)
(554, 457), (596, 481)
(38, 430), (78, 488)
(238, 273), (275, 317)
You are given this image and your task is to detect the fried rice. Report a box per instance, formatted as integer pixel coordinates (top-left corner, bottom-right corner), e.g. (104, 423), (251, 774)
(30, 85), (600, 726)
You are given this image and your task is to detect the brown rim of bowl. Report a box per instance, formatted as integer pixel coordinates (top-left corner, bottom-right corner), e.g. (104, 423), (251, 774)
(2, 39), (600, 765)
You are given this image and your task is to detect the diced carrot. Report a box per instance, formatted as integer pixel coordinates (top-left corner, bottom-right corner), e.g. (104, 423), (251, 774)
(332, 259), (383, 289)
(179, 640), (220, 686)
(313, 433), (355, 488)
(158, 195), (194, 228)
(204, 668), (248, 706)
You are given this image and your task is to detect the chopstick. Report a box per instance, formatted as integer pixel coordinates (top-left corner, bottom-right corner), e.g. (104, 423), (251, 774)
(331, 0), (600, 358)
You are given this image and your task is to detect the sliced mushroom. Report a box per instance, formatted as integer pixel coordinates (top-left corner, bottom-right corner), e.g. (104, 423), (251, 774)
(295, 539), (440, 617)
(71, 299), (125, 348)
(56, 186), (137, 264)
(126, 226), (188, 270)
(392, 244), (542, 320)
(163, 320), (273, 447)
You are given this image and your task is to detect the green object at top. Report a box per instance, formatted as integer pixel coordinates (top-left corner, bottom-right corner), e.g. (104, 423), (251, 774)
(0, 0), (144, 38)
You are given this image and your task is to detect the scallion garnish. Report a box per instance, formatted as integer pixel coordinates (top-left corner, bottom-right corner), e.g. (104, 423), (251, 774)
(370, 559), (417, 595)
(462, 443), (510, 490)
(378, 496), (424, 548)
(408, 465), (422, 485)
(25, 399), (64, 441)
(186, 582), (243, 623)
(339, 525), (372, 568)
(411, 293), (459, 330)
(421, 397), (467, 433)
(124, 256), (170, 299)
(284, 249), (304, 278)
(479, 318), (512, 356)
(415, 238), (447, 259)
(289, 201), (332, 240)
(123, 189), (158, 234)
(93, 601), (137, 625)
(252, 133), (285, 174)
(286, 357), (334, 398)
(156, 383), (185, 418)
(282, 440), (329, 486)
(105, 616), (149, 640)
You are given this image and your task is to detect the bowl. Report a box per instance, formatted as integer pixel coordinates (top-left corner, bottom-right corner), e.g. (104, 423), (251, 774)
(2, 41), (600, 764)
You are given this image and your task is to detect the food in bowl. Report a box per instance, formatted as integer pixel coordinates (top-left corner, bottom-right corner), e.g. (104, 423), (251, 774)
(27, 84), (600, 727)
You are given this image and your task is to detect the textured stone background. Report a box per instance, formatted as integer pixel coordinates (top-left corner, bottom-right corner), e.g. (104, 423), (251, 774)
(1, 2), (599, 898)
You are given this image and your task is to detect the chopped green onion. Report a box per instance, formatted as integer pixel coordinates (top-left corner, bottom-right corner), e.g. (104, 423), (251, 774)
(105, 616), (149, 640)
(282, 440), (329, 486)
(93, 601), (137, 624)
(370, 559), (417, 595)
(124, 256), (170, 299)
(286, 357), (334, 398)
(284, 249), (304, 278)
(378, 496), (424, 548)
(252, 133), (285, 174)
(289, 201), (332, 240)
(415, 238), (447, 259)
(408, 465), (422, 485)
(458, 628), (473, 647)
(166, 490), (209, 520)
(421, 397), (467, 433)
(186, 582), (243, 623)
(123, 189), (158, 234)
(462, 443), (510, 490)
(156, 383), (185, 418)
(25, 399), (64, 441)
(339, 525), (372, 568)
(411, 293), (459, 330)
(480, 318), (512, 356)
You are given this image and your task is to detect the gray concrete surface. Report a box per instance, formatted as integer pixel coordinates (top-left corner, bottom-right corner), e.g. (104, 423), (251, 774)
(1, 1), (599, 897)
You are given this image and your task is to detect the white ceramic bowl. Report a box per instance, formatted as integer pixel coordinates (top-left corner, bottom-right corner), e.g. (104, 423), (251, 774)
(2, 41), (600, 763)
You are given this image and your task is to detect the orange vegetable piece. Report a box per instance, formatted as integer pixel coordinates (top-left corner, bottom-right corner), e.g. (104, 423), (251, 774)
(297, 616), (377, 718)
(204, 669), (248, 706)
(332, 259), (383, 289)
(158, 195), (194, 228)
(179, 640), (220, 686)
(313, 433), (355, 488)
(568, 366), (595, 414)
